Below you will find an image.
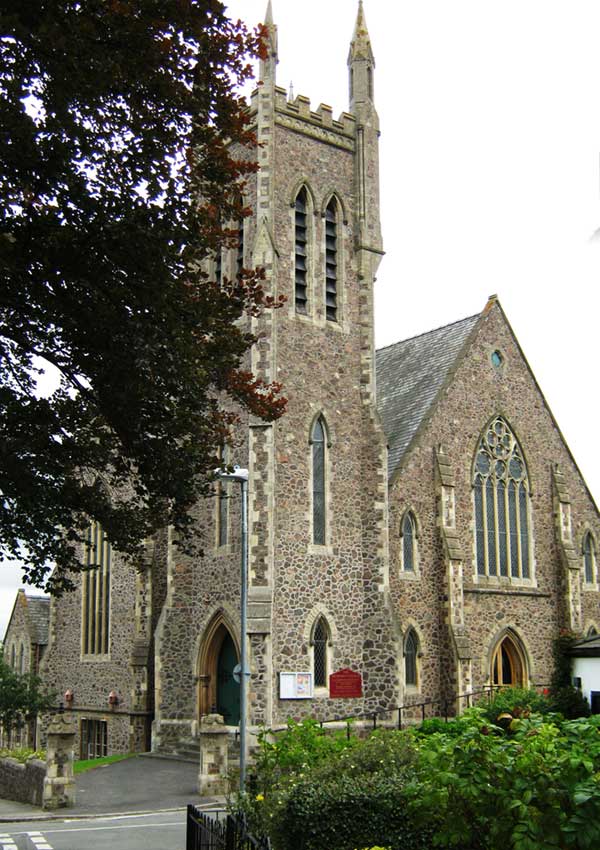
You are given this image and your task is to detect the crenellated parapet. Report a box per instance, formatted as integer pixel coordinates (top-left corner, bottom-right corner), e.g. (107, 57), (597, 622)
(250, 87), (356, 150)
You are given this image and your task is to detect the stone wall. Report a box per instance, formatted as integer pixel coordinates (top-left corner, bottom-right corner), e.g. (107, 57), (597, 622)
(387, 301), (600, 706)
(0, 757), (45, 808)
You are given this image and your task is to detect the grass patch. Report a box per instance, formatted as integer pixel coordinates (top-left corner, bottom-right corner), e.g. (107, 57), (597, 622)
(74, 752), (136, 774)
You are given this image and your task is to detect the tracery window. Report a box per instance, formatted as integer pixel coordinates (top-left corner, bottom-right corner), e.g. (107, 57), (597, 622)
(404, 628), (419, 688)
(583, 532), (596, 584)
(295, 187), (308, 313)
(312, 616), (330, 688)
(325, 198), (338, 322)
(401, 511), (417, 572)
(82, 521), (111, 655)
(474, 417), (531, 580)
(311, 417), (326, 545)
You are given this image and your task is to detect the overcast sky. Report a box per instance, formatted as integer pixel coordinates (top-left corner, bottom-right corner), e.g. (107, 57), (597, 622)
(2, 1), (599, 637)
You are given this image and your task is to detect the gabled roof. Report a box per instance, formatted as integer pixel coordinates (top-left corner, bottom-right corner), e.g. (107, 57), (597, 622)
(26, 596), (50, 645)
(570, 634), (600, 657)
(376, 313), (479, 477)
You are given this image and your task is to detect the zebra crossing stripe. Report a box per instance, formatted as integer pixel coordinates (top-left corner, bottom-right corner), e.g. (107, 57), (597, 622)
(26, 832), (54, 850)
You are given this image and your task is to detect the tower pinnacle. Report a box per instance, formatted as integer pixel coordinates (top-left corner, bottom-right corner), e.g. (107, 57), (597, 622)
(348, 1), (375, 109)
(260, 0), (278, 84)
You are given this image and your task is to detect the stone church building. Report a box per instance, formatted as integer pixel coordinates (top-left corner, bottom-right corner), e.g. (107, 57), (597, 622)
(38, 3), (600, 757)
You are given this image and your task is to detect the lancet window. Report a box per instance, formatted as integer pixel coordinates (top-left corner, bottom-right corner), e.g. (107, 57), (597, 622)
(401, 511), (417, 572)
(82, 521), (111, 655)
(404, 628), (419, 688)
(583, 532), (596, 584)
(474, 417), (531, 580)
(312, 616), (330, 688)
(311, 417), (326, 545)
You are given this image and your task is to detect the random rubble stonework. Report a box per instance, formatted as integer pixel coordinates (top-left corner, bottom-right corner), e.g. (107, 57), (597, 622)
(24, 2), (600, 759)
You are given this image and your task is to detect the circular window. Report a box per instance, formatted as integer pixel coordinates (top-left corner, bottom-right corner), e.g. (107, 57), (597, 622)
(491, 350), (504, 368)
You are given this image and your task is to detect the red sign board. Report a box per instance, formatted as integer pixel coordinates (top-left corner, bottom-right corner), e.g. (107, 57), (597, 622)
(329, 668), (362, 699)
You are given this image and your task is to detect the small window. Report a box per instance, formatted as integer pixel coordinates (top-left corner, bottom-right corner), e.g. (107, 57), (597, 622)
(19, 644), (25, 674)
(583, 532), (596, 584)
(404, 629), (419, 688)
(587, 625), (598, 637)
(80, 718), (108, 760)
(82, 521), (111, 655)
(215, 249), (222, 286)
(325, 198), (338, 322)
(491, 350), (503, 368)
(401, 511), (417, 572)
(312, 617), (330, 689)
(10, 644), (16, 669)
(236, 218), (244, 278)
(295, 188), (308, 313)
(216, 446), (230, 548)
(311, 417), (326, 545)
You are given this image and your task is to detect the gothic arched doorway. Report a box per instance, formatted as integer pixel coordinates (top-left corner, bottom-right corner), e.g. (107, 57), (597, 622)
(491, 633), (527, 687)
(198, 618), (240, 727)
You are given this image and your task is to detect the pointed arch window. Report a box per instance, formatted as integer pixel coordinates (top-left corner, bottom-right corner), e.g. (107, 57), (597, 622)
(312, 616), (330, 688)
(401, 511), (417, 572)
(10, 644), (15, 669)
(311, 417), (326, 545)
(325, 198), (338, 322)
(19, 643), (24, 674)
(583, 532), (596, 584)
(404, 629), (419, 688)
(236, 217), (244, 279)
(474, 417), (531, 580)
(216, 446), (230, 548)
(215, 249), (222, 286)
(295, 187), (308, 313)
(82, 521), (111, 655)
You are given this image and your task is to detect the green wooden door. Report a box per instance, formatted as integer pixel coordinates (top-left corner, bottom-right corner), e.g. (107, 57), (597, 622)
(217, 633), (240, 726)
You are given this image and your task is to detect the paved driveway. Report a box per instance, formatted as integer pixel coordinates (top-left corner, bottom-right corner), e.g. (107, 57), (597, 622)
(71, 755), (219, 816)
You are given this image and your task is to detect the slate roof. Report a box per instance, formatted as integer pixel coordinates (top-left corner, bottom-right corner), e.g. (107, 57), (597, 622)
(570, 635), (600, 657)
(25, 595), (50, 645)
(376, 313), (480, 478)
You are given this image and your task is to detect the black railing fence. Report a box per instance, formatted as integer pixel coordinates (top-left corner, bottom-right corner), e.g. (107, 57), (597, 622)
(186, 805), (271, 850)
(265, 682), (551, 738)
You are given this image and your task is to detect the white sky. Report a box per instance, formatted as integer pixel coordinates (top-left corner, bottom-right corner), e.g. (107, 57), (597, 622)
(2, 0), (599, 637)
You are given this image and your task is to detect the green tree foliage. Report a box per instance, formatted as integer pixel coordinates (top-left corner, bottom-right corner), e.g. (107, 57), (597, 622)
(0, 651), (55, 736)
(0, 1), (286, 592)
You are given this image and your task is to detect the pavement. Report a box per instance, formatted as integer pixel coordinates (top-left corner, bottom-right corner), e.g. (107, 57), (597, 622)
(0, 755), (225, 822)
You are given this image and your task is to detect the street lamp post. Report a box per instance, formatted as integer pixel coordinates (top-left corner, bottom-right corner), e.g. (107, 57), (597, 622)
(216, 465), (249, 793)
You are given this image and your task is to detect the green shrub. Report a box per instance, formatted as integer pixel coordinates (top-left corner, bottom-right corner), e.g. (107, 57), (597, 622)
(276, 772), (432, 850)
(477, 687), (552, 722)
(0, 746), (45, 763)
(549, 685), (591, 719)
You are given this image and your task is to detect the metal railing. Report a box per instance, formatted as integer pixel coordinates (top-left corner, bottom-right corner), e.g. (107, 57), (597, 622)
(186, 806), (271, 850)
(266, 683), (551, 738)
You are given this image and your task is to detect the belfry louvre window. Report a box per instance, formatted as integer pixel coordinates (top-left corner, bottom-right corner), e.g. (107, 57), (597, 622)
(325, 198), (338, 321)
(584, 532), (596, 583)
(82, 521), (111, 655)
(312, 617), (329, 688)
(312, 417), (326, 545)
(295, 188), (308, 313)
(474, 417), (531, 579)
(80, 719), (107, 760)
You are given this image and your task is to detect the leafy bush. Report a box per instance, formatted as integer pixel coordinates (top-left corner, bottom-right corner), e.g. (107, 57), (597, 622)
(276, 772), (432, 850)
(477, 687), (552, 723)
(0, 747), (45, 763)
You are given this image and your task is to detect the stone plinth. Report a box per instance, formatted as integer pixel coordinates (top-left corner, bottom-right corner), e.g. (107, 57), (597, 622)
(198, 714), (229, 796)
(43, 713), (76, 810)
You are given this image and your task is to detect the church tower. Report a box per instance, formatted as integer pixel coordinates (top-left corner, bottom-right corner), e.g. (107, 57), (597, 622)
(152, 1), (396, 751)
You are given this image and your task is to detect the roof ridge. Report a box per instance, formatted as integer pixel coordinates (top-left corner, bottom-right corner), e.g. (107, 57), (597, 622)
(376, 312), (480, 354)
